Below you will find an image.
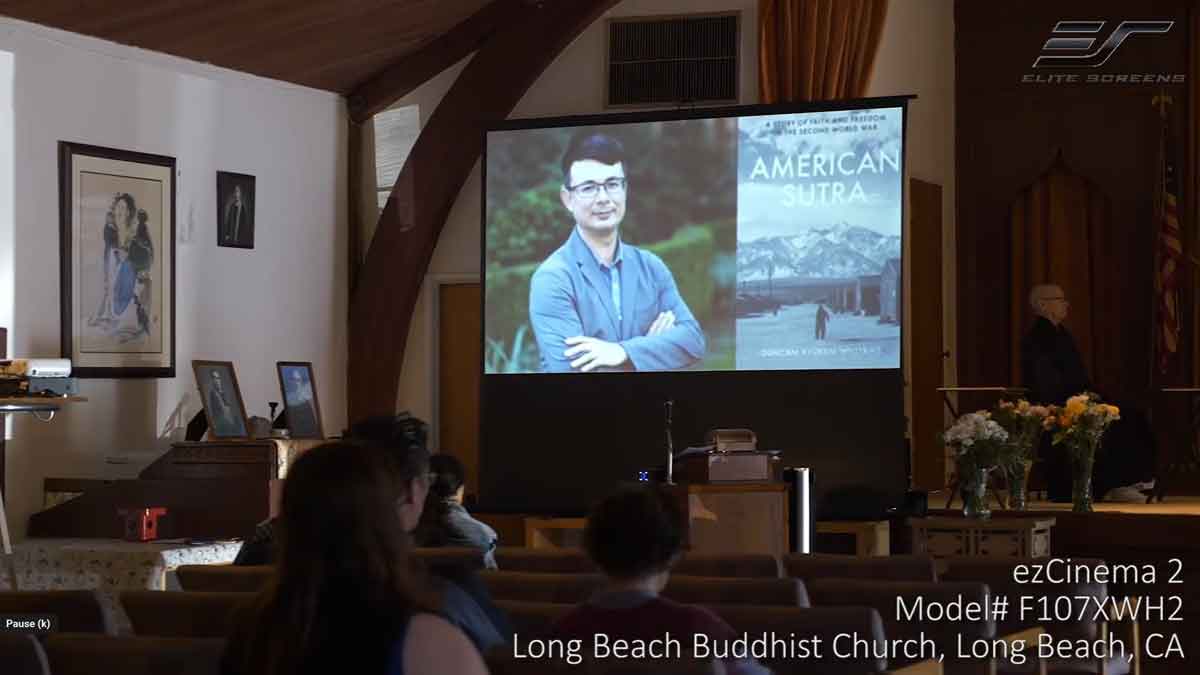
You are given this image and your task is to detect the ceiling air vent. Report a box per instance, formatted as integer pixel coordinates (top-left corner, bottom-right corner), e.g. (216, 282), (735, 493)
(607, 13), (739, 108)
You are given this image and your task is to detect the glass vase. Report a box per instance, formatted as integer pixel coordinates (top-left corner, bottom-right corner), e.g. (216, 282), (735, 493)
(1008, 460), (1032, 511)
(962, 467), (992, 519)
(1071, 448), (1095, 513)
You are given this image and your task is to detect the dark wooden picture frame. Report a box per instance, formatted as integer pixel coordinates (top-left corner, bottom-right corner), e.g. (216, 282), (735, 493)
(193, 360), (251, 440)
(216, 171), (256, 249)
(59, 142), (176, 378)
(276, 361), (325, 439)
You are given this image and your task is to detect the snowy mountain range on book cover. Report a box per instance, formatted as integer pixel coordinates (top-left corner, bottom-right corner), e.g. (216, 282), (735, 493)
(735, 107), (904, 370)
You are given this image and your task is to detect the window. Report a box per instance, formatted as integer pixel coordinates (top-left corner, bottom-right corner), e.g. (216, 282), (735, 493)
(373, 104), (420, 210)
(607, 13), (739, 108)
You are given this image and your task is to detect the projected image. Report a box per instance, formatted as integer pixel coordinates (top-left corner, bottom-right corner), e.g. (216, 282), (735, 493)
(483, 104), (904, 374)
(736, 108), (903, 370)
(485, 120), (738, 373)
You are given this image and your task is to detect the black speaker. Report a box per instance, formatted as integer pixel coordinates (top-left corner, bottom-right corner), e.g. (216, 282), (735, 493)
(901, 489), (928, 517)
(783, 467), (814, 553)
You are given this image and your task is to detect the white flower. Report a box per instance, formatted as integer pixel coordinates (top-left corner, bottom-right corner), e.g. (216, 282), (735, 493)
(945, 411), (1009, 446)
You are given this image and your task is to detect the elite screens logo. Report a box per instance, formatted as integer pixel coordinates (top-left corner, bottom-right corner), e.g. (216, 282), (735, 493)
(1023, 20), (1185, 84)
(1034, 20), (1172, 68)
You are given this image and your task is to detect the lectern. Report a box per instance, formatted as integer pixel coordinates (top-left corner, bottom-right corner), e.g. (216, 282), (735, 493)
(662, 482), (789, 558)
(666, 449), (790, 558)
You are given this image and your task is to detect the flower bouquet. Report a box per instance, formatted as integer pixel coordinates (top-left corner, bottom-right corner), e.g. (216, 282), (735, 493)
(991, 399), (1051, 510)
(1044, 392), (1120, 512)
(942, 411), (1010, 518)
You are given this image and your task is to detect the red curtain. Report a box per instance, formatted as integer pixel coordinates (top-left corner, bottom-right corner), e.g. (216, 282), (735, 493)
(758, 0), (889, 103)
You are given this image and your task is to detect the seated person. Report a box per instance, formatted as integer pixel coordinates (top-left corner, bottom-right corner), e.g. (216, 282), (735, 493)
(231, 413), (509, 652)
(551, 485), (768, 674)
(1021, 284), (1156, 501)
(414, 453), (499, 568)
(221, 441), (487, 675)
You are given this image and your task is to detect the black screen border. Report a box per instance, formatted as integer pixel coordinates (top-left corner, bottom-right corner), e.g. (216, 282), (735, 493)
(477, 96), (915, 515)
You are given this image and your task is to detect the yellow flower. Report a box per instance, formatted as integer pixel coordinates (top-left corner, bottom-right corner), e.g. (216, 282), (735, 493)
(1066, 394), (1090, 408)
(1104, 404), (1120, 417)
(1017, 400), (1030, 412)
(1063, 399), (1086, 423)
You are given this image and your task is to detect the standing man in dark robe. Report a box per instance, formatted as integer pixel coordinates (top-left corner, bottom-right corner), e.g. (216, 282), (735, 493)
(1021, 284), (1155, 502)
(1021, 285), (1089, 405)
(815, 303), (830, 341)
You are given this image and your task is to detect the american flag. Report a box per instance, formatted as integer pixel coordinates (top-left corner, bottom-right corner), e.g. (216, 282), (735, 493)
(1155, 132), (1182, 376)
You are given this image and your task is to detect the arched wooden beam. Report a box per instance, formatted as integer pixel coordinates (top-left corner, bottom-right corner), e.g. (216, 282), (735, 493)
(347, 0), (530, 124)
(348, 0), (620, 421)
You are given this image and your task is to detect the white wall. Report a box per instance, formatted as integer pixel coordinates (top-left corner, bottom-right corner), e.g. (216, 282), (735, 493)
(393, 0), (956, 441)
(0, 49), (12, 360)
(0, 20), (348, 540)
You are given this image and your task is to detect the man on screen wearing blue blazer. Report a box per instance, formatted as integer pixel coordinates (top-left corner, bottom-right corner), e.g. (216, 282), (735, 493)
(528, 133), (706, 372)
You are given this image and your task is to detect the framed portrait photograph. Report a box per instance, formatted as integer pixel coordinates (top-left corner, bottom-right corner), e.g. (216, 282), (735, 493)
(59, 142), (176, 378)
(276, 361), (325, 439)
(193, 360), (251, 440)
(217, 171), (255, 249)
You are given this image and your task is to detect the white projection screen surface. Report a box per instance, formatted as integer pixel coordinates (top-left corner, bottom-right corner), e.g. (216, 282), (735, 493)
(483, 102), (905, 375)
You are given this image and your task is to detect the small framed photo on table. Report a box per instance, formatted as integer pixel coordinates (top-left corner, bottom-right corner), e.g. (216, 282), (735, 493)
(276, 361), (324, 439)
(193, 360), (250, 440)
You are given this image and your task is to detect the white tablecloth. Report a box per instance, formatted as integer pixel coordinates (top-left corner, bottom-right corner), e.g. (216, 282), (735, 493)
(0, 537), (242, 633)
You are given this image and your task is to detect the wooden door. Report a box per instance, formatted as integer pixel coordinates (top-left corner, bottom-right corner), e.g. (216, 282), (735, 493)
(437, 283), (481, 497)
(909, 179), (945, 490)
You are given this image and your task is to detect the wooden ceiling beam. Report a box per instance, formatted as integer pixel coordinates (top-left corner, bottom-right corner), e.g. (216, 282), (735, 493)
(347, 0), (620, 421)
(295, 45), (432, 94)
(0, 0), (152, 30)
(214, 14), (440, 83)
(196, 1), (424, 62)
(76, 0), (215, 37)
(116, 1), (355, 57)
(0, 0), (497, 94)
(346, 0), (530, 123)
(128, 1), (483, 91)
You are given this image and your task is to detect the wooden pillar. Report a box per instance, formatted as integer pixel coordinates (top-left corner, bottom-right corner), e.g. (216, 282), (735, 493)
(909, 179), (945, 490)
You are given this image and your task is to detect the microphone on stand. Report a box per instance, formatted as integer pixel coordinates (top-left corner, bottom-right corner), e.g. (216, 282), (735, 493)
(664, 399), (675, 484)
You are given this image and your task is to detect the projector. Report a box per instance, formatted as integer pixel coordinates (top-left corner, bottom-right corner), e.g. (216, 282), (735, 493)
(0, 358), (73, 378)
(27, 377), (79, 396)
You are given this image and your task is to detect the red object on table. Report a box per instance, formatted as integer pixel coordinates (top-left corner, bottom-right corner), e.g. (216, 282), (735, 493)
(120, 507), (167, 542)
